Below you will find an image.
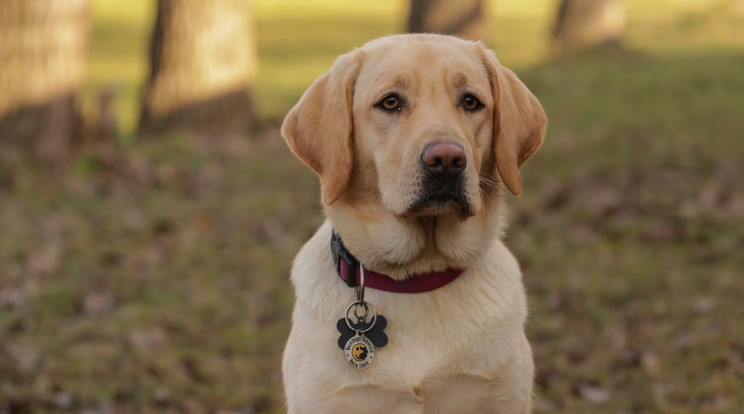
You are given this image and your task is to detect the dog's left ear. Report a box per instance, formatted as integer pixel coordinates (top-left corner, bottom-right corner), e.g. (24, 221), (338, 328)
(480, 46), (547, 196)
(281, 50), (362, 205)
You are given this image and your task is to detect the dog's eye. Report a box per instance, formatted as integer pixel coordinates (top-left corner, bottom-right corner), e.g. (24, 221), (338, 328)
(377, 94), (402, 111)
(462, 94), (483, 111)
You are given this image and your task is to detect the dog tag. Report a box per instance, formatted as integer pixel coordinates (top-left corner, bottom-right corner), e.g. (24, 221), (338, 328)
(344, 332), (375, 369)
(336, 314), (388, 349)
(337, 301), (386, 369)
(336, 264), (387, 369)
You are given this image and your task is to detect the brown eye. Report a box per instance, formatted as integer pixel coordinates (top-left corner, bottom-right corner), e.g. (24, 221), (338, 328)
(463, 94), (482, 111)
(378, 94), (401, 111)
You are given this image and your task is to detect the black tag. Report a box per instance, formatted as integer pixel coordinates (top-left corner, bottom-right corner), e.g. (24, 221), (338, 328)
(337, 315), (388, 349)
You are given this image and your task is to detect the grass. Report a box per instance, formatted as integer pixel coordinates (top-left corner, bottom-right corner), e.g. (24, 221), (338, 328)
(515, 48), (744, 411)
(2, 0), (744, 413)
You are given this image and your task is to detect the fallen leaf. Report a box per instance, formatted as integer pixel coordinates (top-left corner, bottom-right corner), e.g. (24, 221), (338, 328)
(83, 291), (115, 315)
(126, 327), (168, 352)
(0, 287), (26, 309)
(579, 384), (611, 404)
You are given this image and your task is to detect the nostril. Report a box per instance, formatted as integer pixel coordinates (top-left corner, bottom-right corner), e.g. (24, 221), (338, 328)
(421, 142), (467, 175)
(452, 154), (465, 168)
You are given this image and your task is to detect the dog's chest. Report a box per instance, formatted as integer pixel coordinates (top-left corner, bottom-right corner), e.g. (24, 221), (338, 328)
(363, 296), (507, 375)
(299, 282), (522, 383)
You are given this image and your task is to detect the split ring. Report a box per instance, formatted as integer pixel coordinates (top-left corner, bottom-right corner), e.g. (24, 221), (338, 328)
(344, 300), (377, 333)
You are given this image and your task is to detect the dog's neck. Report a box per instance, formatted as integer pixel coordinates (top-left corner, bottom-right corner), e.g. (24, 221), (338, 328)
(325, 193), (506, 281)
(331, 231), (465, 292)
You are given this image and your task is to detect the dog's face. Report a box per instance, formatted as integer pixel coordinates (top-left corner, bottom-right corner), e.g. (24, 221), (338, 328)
(350, 38), (494, 219)
(282, 34), (546, 275)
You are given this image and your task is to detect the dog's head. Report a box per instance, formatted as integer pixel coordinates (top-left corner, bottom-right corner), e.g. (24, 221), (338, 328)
(282, 34), (546, 273)
(282, 34), (545, 215)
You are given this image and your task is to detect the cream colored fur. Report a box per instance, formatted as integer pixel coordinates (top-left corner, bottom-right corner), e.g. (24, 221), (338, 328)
(281, 34), (546, 414)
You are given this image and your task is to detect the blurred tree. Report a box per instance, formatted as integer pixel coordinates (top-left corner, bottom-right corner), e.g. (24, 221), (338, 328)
(552, 0), (626, 56)
(407, 0), (485, 40)
(0, 0), (89, 160)
(139, 0), (257, 135)
(730, 0), (744, 15)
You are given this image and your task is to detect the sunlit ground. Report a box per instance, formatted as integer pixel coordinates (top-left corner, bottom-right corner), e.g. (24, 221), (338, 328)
(84, 0), (744, 134)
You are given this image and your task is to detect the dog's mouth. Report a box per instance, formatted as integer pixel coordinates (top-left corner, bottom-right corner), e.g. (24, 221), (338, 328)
(403, 177), (473, 219)
(408, 194), (472, 218)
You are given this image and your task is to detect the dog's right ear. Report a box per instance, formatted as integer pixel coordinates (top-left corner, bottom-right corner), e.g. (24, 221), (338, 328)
(281, 50), (362, 205)
(479, 45), (547, 197)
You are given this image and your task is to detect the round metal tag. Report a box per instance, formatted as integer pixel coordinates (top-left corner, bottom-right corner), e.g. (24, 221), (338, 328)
(344, 333), (375, 369)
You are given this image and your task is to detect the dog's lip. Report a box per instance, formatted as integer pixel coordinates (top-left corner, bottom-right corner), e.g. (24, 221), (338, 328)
(422, 191), (463, 205)
(403, 191), (473, 218)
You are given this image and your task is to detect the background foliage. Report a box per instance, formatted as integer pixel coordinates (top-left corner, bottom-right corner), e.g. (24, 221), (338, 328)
(1, 0), (743, 413)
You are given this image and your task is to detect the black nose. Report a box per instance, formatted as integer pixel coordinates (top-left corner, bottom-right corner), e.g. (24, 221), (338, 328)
(420, 142), (466, 176)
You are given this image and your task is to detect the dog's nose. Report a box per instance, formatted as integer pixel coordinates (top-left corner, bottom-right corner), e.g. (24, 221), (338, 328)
(420, 142), (466, 176)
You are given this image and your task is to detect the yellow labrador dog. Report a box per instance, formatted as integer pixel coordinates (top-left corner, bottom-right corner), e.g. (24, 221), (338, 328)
(281, 34), (546, 413)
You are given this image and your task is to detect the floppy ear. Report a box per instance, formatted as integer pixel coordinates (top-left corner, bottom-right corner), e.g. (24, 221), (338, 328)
(480, 47), (547, 196)
(281, 51), (361, 205)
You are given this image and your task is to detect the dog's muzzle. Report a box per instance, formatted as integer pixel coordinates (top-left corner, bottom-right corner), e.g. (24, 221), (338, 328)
(407, 142), (472, 217)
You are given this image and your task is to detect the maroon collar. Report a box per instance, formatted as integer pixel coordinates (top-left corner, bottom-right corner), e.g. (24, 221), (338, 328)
(331, 232), (465, 294)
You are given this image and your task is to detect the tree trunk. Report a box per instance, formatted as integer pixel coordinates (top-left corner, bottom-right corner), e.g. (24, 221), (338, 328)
(139, 0), (258, 135)
(0, 0), (89, 160)
(407, 0), (485, 40)
(731, 0), (744, 15)
(552, 0), (626, 56)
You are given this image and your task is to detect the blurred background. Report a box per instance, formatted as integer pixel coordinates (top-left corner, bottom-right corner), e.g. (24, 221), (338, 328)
(1, 0), (743, 413)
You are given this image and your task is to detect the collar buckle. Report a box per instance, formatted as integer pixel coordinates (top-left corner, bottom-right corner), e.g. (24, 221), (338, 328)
(331, 232), (358, 288)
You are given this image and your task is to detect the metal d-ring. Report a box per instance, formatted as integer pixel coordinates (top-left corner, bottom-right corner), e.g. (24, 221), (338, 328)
(344, 300), (377, 334)
(357, 263), (366, 303)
